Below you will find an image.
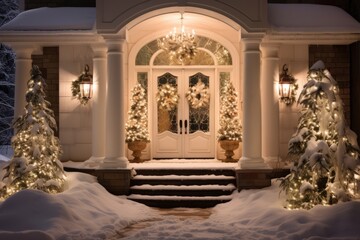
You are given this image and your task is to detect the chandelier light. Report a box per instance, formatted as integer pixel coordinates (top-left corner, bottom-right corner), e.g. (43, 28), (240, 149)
(158, 13), (197, 64)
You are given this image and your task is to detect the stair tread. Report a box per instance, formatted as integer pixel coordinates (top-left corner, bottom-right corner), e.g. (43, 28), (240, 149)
(133, 174), (235, 180)
(130, 184), (236, 191)
(128, 194), (233, 201)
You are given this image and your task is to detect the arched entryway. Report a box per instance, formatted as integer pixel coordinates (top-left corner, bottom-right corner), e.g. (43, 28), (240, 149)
(129, 35), (236, 159)
(94, 2), (268, 169)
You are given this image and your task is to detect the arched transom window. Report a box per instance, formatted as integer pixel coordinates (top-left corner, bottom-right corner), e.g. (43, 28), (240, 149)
(135, 36), (232, 66)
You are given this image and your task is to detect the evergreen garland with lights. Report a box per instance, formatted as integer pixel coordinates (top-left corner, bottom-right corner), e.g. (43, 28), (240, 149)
(0, 65), (66, 199)
(125, 84), (150, 143)
(217, 78), (242, 141)
(280, 61), (360, 210)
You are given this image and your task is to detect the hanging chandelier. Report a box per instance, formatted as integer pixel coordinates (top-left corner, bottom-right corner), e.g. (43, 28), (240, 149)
(157, 13), (197, 64)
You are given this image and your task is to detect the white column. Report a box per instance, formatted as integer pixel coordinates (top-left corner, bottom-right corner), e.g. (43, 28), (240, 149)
(260, 43), (280, 166)
(239, 37), (268, 169)
(88, 45), (107, 162)
(13, 46), (34, 120)
(102, 39), (128, 168)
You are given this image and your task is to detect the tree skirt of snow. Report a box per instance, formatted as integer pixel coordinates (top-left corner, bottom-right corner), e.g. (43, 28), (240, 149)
(123, 181), (360, 240)
(0, 172), (156, 240)
(0, 7), (95, 31)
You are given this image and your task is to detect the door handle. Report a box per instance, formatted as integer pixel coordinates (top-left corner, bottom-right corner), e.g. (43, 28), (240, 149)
(179, 120), (183, 134)
(184, 120), (188, 134)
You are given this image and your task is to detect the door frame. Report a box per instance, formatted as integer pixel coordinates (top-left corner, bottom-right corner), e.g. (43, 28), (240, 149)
(151, 68), (216, 159)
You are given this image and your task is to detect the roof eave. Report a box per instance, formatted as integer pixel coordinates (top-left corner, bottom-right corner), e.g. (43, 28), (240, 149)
(264, 32), (360, 45)
(0, 30), (103, 46)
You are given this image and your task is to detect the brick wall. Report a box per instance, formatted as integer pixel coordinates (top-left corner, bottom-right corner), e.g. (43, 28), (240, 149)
(308, 45), (351, 124)
(25, 0), (95, 10)
(32, 47), (60, 136)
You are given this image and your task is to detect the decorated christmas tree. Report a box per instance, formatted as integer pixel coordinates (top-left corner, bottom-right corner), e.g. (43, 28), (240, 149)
(0, 65), (66, 199)
(217, 77), (242, 141)
(125, 84), (150, 143)
(281, 61), (360, 209)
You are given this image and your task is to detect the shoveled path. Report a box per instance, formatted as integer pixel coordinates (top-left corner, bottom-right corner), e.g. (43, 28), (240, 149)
(111, 208), (212, 239)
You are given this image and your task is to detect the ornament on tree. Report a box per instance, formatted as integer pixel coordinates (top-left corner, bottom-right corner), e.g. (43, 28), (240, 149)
(0, 65), (66, 199)
(125, 84), (150, 143)
(217, 78), (242, 142)
(186, 79), (210, 109)
(156, 83), (179, 111)
(280, 60), (360, 210)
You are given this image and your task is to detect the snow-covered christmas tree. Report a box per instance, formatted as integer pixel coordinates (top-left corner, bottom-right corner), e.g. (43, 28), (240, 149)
(125, 84), (150, 143)
(281, 60), (360, 210)
(217, 77), (242, 141)
(0, 65), (66, 199)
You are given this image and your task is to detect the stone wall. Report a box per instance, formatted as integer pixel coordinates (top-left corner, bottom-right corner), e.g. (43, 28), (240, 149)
(32, 47), (60, 137)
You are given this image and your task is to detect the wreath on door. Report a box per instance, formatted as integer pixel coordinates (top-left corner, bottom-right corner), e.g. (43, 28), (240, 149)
(156, 83), (179, 111)
(186, 80), (210, 109)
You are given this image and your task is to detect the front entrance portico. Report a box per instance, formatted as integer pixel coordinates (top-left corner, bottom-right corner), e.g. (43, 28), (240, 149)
(93, 1), (269, 168)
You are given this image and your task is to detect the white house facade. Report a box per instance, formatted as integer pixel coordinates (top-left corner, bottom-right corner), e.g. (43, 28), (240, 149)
(1, 0), (360, 172)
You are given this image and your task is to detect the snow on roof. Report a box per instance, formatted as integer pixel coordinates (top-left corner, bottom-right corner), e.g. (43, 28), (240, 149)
(0, 7), (96, 31)
(269, 4), (360, 33)
(0, 4), (359, 34)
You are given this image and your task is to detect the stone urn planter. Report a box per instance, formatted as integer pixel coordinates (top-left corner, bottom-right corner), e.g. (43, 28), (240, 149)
(219, 140), (240, 162)
(128, 141), (147, 163)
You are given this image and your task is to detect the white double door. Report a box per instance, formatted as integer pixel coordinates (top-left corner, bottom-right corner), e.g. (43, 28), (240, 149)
(152, 69), (215, 159)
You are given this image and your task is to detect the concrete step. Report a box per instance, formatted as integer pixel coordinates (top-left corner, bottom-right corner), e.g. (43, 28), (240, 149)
(129, 168), (236, 207)
(127, 194), (234, 208)
(130, 183), (236, 196)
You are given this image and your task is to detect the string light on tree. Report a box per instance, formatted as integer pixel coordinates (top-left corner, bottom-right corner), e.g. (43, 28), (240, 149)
(280, 60), (360, 210)
(0, 65), (66, 199)
(217, 76), (242, 142)
(125, 84), (150, 143)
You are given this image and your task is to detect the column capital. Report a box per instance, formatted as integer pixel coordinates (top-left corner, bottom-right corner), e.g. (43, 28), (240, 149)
(260, 43), (280, 59)
(241, 33), (264, 52)
(11, 45), (36, 59)
(103, 36), (127, 53)
(91, 43), (107, 58)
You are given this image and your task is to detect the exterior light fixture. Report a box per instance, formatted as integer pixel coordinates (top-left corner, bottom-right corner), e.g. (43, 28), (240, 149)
(71, 64), (93, 105)
(157, 12), (197, 64)
(279, 64), (297, 105)
(79, 65), (93, 100)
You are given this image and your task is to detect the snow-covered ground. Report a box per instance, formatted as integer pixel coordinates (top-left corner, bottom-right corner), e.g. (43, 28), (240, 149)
(0, 162), (359, 239)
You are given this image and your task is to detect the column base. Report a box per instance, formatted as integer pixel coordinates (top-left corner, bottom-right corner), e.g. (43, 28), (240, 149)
(84, 156), (104, 168)
(101, 157), (129, 169)
(239, 157), (270, 169)
(263, 156), (282, 169)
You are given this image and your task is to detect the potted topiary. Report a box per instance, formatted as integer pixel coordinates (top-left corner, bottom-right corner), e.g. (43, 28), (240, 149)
(125, 84), (150, 162)
(217, 77), (242, 162)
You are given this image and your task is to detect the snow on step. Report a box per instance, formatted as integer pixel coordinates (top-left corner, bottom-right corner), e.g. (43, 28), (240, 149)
(130, 184), (236, 191)
(133, 174), (235, 180)
(128, 194), (234, 201)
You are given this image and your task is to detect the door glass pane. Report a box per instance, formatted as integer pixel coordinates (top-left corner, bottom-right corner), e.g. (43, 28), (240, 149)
(157, 72), (179, 134)
(137, 72), (148, 100)
(187, 72), (210, 134)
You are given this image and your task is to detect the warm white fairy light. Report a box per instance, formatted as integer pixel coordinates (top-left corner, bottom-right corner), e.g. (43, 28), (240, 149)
(217, 77), (242, 142)
(0, 65), (66, 200)
(125, 84), (150, 143)
(281, 61), (360, 210)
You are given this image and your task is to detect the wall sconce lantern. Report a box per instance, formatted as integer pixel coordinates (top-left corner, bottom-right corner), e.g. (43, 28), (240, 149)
(79, 65), (93, 100)
(71, 64), (93, 105)
(279, 64), (297, 105)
